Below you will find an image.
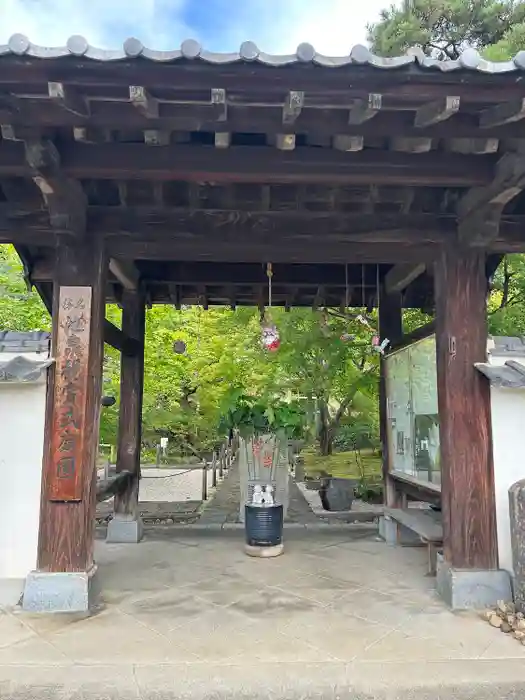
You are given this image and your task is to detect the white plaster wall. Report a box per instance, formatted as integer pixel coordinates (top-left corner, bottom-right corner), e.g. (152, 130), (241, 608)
(489, 383), (525, 576)
(0, 359), (47, 580)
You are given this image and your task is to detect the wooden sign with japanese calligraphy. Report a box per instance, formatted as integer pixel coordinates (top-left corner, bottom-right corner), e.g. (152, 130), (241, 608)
(48, 286), (92, 502)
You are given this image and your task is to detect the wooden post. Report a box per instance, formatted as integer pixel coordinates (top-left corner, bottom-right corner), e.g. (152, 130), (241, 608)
(35, 235), (106, 576)
(212, 452), (218, 488)
(218, 450), (223, 479)
(201, 462), (208, 501)
(434, 246), (497, 570)
(378, 285), (403, 508)
(108, 290), (145, 543)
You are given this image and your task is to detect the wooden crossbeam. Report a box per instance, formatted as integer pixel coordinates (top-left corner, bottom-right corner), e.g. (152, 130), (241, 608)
(283, 91), (304, 124)
(447, 138), (499, 155)
(348, 94), (382, 125)
(390, 138), (433, 153)
(129, 86), (158, 118)
(211, 88), (227, 122)
(333, 135), (363, 152)
(480, 98), (525, 128)
(109, 258), (140, 291)
(384, 263), (426, 294)
(458, 152), (525, 245)
(0, 142), (493, 188)
(104, 319), (140, 356)
(24, 138), (86, 236)
(48, 82), (89, 118)
(415, 96), (460, 128)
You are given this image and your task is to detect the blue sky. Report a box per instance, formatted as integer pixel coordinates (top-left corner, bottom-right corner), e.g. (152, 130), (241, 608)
(0, 0), (398, 53)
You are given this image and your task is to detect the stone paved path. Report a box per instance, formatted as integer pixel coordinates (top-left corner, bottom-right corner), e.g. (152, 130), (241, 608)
(3, 530), (525, 699)
(199, 459), (319, 525)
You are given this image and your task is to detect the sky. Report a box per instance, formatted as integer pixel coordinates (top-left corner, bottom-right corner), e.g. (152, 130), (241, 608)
(0, 0), (397, 53)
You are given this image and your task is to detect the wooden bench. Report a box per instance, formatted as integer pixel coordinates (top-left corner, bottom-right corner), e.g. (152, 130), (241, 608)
(383, 507), (443, 576)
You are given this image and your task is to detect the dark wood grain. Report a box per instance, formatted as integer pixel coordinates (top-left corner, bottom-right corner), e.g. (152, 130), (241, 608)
(378, 286), (403, 508)
(37, 235), (106, 572)
(114, 290), (145, 518)
(434, 246), (497, 570)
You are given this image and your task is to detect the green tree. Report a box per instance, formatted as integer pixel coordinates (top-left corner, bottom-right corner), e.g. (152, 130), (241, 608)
(368, 0), (525, 59)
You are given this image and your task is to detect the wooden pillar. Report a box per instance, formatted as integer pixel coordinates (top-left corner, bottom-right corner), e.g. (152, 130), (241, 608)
(36, 235), (106, 573)
(434, 246), (497, 570)
(113, 290), (145, 526)
(378, 285), (403, 507)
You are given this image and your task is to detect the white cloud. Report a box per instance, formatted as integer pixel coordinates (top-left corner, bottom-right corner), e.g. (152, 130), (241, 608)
(0, 0), (396, 52)
(0, 0), (190, 48)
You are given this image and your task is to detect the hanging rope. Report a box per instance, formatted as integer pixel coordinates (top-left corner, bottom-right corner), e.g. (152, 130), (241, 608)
(267, 262), (273, 308)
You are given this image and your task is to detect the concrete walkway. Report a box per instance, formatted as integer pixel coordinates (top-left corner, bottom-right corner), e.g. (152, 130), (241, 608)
(2, 529), (525, 699)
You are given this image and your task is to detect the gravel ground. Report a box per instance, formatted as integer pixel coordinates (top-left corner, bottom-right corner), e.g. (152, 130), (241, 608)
(139, 467), (216, 502)
(97, 465), (219, 502)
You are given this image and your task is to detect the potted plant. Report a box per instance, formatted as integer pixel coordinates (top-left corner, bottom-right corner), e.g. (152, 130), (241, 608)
(219, 395), (306, 555)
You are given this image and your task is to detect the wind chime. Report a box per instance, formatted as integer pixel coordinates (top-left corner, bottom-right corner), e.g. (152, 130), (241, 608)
(337, 264), (390, 355)
(261, 262), (280, 352)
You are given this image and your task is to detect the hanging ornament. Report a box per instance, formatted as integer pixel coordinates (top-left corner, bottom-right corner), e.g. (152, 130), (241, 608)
(260, 262), (280, 352)
(372, 336), (390, 355)
(173, 340), (187, 355)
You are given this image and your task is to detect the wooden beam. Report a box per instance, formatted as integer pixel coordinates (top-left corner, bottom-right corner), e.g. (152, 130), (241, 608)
(109, 257), (140, 291)
(211, 88), (227, 122)
(48, 82), (89, 118)
(434, 247), (497, 570)
(458, 152), (525, 245)
(37, 235), (106, 574)
(480, 98), (525, 129)
(129, 86), (158, 118)
(0, 142), (490, 188)
(113, 289), (145, 530)
(348, 94), (382, 125)
(384, 263), (426, 294)
(378, 285), (403, 507)
(415, 96), (460, 128)
(283, 91), (304, 124)
(104, 319), (140, 356)
(390, 138), (433, 153)
(23, 138), (86, 236)
(333, 135), (363, 152)
(448, 138), (499, 155)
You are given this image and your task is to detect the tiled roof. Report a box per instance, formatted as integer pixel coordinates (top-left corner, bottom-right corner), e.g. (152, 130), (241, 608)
(475, 360), (525, 389)
(0, 331), (51, 354)
(488, 336), (525, 356)
(1, 34), (525, 74)
(0, 355), (53, 382)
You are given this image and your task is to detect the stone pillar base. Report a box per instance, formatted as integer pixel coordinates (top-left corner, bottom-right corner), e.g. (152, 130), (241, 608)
(106, 515), (144, 544)
(436, 552), (512, 610)
(22, 567), (99, 613)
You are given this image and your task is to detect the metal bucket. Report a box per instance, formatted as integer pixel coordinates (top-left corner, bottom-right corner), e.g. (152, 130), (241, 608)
(244, 504), (283, 547)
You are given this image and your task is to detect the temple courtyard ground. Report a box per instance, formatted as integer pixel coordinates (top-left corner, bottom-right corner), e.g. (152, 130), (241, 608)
(2, 527), (525, 699)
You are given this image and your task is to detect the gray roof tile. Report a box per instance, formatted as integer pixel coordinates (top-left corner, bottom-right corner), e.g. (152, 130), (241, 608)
(0, 355), (53, 382)
(0, 35), (524, 74)
(0, 331), (51, 354)
(475, 360), (525, 389)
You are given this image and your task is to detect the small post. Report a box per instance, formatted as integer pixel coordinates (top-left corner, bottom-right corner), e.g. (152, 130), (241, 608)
(212, 453), (218, 488)
(201, 462), (208, 501)
(156, 443), (161, 468)
(218, 450), (223, 479)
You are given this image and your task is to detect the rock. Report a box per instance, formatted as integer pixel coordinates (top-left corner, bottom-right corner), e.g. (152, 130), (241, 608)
(517, 612), (525, 621)
(516, 619), (525, 631)
(501, 621), (513, 633)
(489, 613), (503, 628)
(507, 614), (517, 628)
(513, 630), (525, 641)
(481, 610), (494, 622)
(497, 600), (515, 616)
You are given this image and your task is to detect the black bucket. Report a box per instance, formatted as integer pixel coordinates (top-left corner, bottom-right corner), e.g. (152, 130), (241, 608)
(244, 504), (284, 547)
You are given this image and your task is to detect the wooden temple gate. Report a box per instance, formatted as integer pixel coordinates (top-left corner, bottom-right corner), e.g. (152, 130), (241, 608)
(1, 35), (525, 609)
